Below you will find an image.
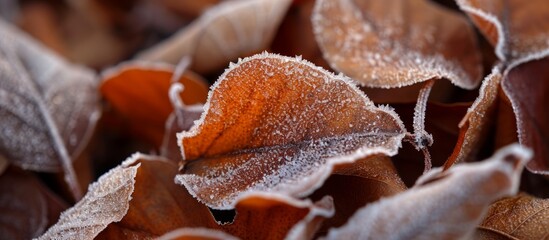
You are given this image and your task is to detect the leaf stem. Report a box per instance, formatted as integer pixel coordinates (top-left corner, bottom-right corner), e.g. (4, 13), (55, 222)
(412, 79), (435, 172)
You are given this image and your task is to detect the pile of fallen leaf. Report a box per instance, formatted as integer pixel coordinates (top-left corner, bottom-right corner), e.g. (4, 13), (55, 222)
(1, 0), (548, 239)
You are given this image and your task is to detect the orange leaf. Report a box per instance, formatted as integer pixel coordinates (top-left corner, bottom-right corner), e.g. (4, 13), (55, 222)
(100, 61), (208, 147)
(475, 193), (549, 239)
(312, 0), (482, 89)
(323, 144), (532, 239)
(457, 0), (549, 66)
(177, 53), (407, 209)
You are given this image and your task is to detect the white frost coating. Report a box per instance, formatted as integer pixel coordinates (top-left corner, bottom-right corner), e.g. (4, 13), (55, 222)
(312, 0), (481, 89)
(0, 19), (101, 199)
(138, 0), (292, 73)
(157, 228), (239, 240)
(323, 144), (532, 240)
(175, 52), (407, 209)
(37, 156), (141, 240)
(285, 196), (335, 240)
(458, 0), (549, 68)
(459, 66), (502, 128)
(456, 0), (507, 61)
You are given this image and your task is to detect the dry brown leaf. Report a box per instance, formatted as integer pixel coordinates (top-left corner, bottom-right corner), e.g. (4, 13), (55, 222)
(222, 194), (333, 240)
(138, 0), (293, 74)
(38, 156), (139, 240)
(457, 0), (549, 66)
(0, 19), (100, 199)
(312, 0), (482, 89)
(310, 155), (406, 233)
(158, 228), (239, 240)
(97, 154), (216, 239)
(444, 67), (503, 169)
(100, 61), (208, 148)
(176, 53), (407, 209)
(474, 193), (549, 240)
(502, 57), (549, 175)
(42, 153), (334, 239)
(322, 144), (532, 239)
(0, 166), (67, 239)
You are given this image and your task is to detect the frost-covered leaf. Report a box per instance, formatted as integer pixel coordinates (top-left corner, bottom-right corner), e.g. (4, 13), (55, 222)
(0, 166), (67, 239)
(223, 194), (334, 240)
(96, 153), (333, 239)
(100, 61), (208, 148)
(0, 19), (100, 198)
(138, 0), (293, 74)
(457, 0), (549, 66)
(310, 155), (406, 233)
(176, 52), (407, 209)
(474, 193), (549, 240)
(312, 0), (482, 89)
(445, 67), (503, 168)
(502, 57), (549, 175)
(323, 144), (532, 240)
(38, 156), (139, 240)
(97, 154), (215, 239)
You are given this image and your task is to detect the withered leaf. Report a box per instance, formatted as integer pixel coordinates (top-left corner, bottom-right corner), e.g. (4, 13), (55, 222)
(323, 144), (532, 239)
(502, 57), (549, 174)
(457, 0), (549, 66)
(312, 0), (482, 89)
(0, 20), (100, 198)
(445, 67), (503, 169)
(97, 154), (216, 239)
(311, 155), (406, 233)
(222, 194), (333, 240)
(38, 156), (139, 240)
(138, 0), (293, 74)
(0, 166), (67, 239)
(474, 193), (549, 240)
(48, 153), (333, 239)
(100, 61), (208, 148)
(158, 228), (239, 240)
(177, 52), (407, 209)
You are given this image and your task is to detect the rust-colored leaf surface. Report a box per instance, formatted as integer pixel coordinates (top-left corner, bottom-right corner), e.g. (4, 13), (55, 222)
(0, 166), (67, 240)
(457, 0), (549, 65)
(177, 53), (407, 209)
(445, 67), (503, 169)
(311, 155), (406, 233)
(312, 0), (482, 89)
(100, 61), (208, 147)
(43, 153), (334, 239)
(474, 193), (549, 240)
(158, 228), (239, 240)
(97, 154), (216, 239)
(138, 0), (293, 74)
(323, 144), (532, 239)
(502, 57), (549, 175)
